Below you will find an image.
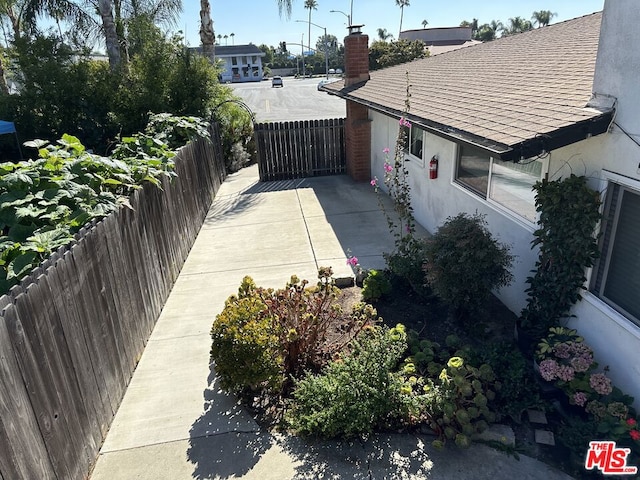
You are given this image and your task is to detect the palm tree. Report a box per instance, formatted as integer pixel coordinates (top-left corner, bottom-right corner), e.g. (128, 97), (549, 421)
(304, 0), (317, 64)
(377, 27), (393, 41)
(276, 0), (294, 19)
(217, 33), (222, 44)
(230, 32), (235, 45)
(503, 16), (533, 36)
(396, 0), (410, 38)
(199, 0), (215, 60)
(223, 34), (228, 45)
(97, 0), (122, 70)
(421, 19), (428, 28)
(531, 10), (557, 28)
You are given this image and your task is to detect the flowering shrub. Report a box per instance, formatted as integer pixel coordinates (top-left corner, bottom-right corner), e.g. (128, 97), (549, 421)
(537, 327), (639, 462)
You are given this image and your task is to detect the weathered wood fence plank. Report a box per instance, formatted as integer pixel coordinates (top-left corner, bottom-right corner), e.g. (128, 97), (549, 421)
(0, 129), (226, 480)
(255, 118), (346, 181)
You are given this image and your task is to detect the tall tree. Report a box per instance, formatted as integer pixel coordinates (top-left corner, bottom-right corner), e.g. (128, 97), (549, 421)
(199, 0), (214, 60)
(503, 16), (533, 36)
(377, 27), (393, 41)
(396, 0), (409, 38)
(276, 0), (294, 19)
(304, 0), (317, 60)
(230, 32), (234, 44)
(475, 20), (503, 41)
(421, 19), (428, 28)
(97, 0), (122, 70)
(532, 10), (557, 28)
(460, 18), (478, 37)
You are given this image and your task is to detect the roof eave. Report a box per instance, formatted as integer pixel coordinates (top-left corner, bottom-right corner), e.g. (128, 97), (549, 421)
(323, 87), (614, 161)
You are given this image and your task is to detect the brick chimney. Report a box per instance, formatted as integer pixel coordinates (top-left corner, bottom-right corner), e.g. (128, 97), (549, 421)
(343, 25), (371, 182)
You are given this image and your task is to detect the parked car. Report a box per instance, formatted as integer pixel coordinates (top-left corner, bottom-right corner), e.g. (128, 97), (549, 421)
(336, 68), (343, 74)
(272, 76), (283, 87)
(328, 68), (336, 74)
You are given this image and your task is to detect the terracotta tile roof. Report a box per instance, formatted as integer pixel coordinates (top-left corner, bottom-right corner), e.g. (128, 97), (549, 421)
(324, 12), (613, 159)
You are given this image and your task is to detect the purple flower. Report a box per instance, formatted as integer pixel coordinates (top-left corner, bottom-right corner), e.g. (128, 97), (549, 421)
(399, 117), (412, 128)
(553, 343), (571, 359)
(384, 162), (393, 173)
(370, 177), (378, 186)
(590, 373), (613, 395)
(347, 256), (358, 266)
(556, 365), (575, 382)
(570, 355), (592, 373)
(383, 147), (390, 154)
(573, 392), (588, 407)
(539, 359), (558, 381)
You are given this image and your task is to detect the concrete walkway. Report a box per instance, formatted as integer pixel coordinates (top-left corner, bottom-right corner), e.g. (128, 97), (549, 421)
(90, 164), (573, 480)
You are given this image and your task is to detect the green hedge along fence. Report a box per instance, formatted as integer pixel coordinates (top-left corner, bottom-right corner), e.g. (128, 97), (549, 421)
(0, 125), (225, 480)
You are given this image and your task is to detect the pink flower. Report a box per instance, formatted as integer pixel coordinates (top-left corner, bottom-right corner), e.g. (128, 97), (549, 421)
(631, 430), (640, 441)
(590, 373), (613, 395)
(384, 162), (393, 173)
(573, 392), (588, 407)
(399, 117), (411, 128)
(347, 256), (358, 266)
(383, 147), (390, 154)
(627, 418), (638, 427)
(370, 177), (378, 186)
(539, 359), (558, 381)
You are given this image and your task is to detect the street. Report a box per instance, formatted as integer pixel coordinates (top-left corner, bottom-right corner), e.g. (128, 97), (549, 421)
(229, 77), (346, 122)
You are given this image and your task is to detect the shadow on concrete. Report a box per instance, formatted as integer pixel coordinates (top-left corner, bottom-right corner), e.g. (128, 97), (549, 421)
(187, 370), (271, 479)
(243, 178), (310, 193)
(202, 191), (262, 227)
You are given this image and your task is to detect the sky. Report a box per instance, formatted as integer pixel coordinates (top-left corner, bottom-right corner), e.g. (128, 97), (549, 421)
(177, 0), (605, 50)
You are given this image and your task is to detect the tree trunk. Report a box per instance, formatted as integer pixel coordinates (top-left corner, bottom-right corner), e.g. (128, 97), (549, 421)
(97, 0), (122, 70)
(0, 56), (9, 95)
(199, 0), (215, 62)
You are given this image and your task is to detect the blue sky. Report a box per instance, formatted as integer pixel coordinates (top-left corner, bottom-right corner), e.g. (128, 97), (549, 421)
(178, 0), (605, 49)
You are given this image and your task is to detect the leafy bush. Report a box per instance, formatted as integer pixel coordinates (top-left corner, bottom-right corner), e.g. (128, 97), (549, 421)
(400, 331), (500, 448)
(423, 213), (513, 319)
(287, 324), (409, 438)
(520, 175), (601, 339)
(470, 340), (541, 422)
(362, 269), (392, 302)
(210, 276), (282, 393)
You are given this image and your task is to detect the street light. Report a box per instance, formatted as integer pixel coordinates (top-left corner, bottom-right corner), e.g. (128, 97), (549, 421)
(330, 9), (351, 26)
(295, 20), (329, 79)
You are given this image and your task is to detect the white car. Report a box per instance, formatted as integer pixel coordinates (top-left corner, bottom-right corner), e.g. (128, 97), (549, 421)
(271, 76), (283, 87)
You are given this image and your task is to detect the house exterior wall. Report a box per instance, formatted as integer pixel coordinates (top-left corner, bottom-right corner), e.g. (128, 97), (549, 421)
(370, 109), (640, 405)
(219, 55), (264, 83)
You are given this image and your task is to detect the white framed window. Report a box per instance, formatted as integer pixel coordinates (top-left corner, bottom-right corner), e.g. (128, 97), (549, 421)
(455, 144), (542, 223)
(591, 183), (640, 326)
(402, 124), (425, 166)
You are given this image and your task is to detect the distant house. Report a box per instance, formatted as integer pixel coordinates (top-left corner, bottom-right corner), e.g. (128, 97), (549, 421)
(399, 26), (480, 55)
(324, 1), (640, 406)
(215, 44), (266, 83)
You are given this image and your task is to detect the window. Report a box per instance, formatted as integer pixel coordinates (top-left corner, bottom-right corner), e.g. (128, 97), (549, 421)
(232, 57), (238, 65)
(455, 144), (542, 222)
(402, 124), (424, 162)
(456, 145), (490, 196)
(592, 184), (640, 326)
(489, 157), (541, 222)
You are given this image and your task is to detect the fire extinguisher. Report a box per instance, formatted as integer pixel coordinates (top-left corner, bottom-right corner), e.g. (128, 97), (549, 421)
(429, 156), (438, 179)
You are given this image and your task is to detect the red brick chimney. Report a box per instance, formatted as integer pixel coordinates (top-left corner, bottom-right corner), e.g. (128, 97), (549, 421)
(343, 25), (371, 182)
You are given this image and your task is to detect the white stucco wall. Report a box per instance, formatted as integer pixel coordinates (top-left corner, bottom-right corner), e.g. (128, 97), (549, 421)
(370, 104), (640, 405)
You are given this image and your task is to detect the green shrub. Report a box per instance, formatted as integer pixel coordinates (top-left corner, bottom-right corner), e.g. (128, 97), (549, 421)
(470, 341), (541, 422)
(362, 269), (392, 302)
(287, 324), (409, 438)
(210, 276), (282, 393)
(423, 213), (513, 319)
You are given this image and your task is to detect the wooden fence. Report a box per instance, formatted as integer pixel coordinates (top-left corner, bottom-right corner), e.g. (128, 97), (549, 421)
(255, 118), (346, 181)
(0, 126), (226, 480)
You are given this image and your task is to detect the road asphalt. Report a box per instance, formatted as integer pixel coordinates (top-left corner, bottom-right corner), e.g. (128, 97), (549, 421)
(89, 164), (574, 480)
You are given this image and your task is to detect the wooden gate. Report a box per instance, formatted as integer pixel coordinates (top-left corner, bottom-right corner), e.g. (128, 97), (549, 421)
(255, 118), (346, 181)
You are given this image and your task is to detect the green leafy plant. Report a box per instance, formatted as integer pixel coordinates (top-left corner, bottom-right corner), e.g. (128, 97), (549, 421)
(520, 175), (601, 339)
(286, 324), (409, 438)
(210, 276), (283, 393)
(423, 212), (513, 320)
(362, 269), (392, 302)
(470, 340), (541, 422)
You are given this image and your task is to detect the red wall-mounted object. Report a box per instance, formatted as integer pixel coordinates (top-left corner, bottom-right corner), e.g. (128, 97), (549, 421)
(429, 156), (438, 179)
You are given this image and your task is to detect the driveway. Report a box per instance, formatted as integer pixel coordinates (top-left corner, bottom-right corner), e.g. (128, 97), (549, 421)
(230, 77), (345, 122)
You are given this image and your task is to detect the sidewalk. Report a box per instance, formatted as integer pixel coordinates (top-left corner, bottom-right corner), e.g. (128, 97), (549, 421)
(89, 164), (573, 480)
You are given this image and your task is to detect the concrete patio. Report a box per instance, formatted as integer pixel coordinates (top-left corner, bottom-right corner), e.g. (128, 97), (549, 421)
(89, 164), (574, 480)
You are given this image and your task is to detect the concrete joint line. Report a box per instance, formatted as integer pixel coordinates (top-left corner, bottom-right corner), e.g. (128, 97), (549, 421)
(295, 188), (319, 269)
